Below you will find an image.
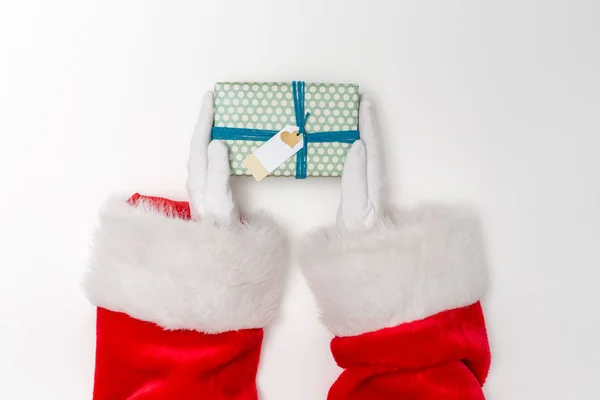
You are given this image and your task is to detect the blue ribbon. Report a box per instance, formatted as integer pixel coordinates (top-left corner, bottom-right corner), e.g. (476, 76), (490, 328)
(292, 81), (311, 178)
(211, 81), (360, 179)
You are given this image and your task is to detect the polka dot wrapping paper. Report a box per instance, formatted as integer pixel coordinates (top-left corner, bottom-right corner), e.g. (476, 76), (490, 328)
(213, 82), (360, 178)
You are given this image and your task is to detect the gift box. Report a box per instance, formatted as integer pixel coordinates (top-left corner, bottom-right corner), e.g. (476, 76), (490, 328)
(212, 81), (360, 178)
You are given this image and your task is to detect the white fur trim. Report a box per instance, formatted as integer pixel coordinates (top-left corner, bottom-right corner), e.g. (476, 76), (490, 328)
(300, 206), (487, 337)
(84, 197), (288, 333)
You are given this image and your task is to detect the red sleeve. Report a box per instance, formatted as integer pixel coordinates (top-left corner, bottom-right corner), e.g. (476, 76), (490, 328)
(299, 206), (492, 400)
(85, 194), (287, 400)
(93, 308), (262, 400)
(127, 192), (192, 219)
(328, 303), (491, 400)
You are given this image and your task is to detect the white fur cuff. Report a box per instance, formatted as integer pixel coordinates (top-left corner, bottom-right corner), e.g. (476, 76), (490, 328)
(84, 197), (288, 333)
(300, 206), (487, 337)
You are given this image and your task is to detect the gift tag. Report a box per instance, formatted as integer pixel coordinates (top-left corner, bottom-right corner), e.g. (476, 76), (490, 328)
(242, 125), (303, 181)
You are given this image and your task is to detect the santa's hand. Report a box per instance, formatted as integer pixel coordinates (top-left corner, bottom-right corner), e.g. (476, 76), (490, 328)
(186, 92), (239, 226)
(337, 93), (384, 231)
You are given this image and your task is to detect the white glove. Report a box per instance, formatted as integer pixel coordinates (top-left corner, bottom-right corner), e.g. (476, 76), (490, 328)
(337, 93), (384, 231)
(186, 92), (240, 226)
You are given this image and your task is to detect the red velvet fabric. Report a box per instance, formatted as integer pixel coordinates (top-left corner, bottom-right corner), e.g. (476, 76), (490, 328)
(94, 308), (263, 400)
(92, 194), (263, 399)
(329, 302), (491, 400)
(127, 192), (192, 220)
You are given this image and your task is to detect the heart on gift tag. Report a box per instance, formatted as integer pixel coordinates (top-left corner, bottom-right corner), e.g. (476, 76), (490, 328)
(280, 130), (302, 148)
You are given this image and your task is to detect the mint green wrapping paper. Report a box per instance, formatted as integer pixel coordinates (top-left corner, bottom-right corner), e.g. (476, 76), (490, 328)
(213, 82), (360, 177)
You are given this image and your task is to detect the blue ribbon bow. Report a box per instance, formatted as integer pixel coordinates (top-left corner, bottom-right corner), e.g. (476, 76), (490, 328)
(211, 81), (360, 179)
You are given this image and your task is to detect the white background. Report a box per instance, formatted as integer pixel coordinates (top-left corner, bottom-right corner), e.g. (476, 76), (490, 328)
(1, 1), (599, 399)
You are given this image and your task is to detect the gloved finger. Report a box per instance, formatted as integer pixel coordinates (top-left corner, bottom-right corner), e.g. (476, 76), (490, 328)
(186, 91), (214, 220)
(359, 93), (384, 217)
(204, 140), (239, 227)
(337, 140), (372, 231)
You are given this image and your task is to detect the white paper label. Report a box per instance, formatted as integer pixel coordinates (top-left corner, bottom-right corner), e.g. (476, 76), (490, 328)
(242, 125), (303, 181)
